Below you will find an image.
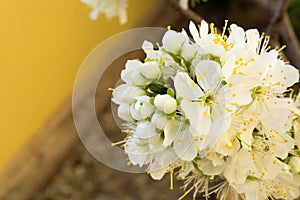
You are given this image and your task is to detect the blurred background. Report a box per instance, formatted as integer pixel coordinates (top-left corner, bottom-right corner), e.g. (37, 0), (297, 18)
(0, 0), (299, 200)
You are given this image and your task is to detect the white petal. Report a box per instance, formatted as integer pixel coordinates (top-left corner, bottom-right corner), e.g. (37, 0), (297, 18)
(125, 138), (149, 167)
(151, 112), (168, 130)
(195, 60), (222, 92)
(162, 30), (187, 53)
(135, 121), (157, 139)
(221, 55), (235, 80)
(181, 42), (197, 61)
(226, 24), (245, 45)
(140, 61), (161, 79)
(245, 29), (260, 52)
(117, 103), (133, 121)
(197, 158), (225, 175)
(163, 119), (182, 147)
(266, 129), (294, 159)
(174, 130), (197, 161)
(223, 148), (253, 184)
(266, 60), (299, 92)
(174, 72), (203, 100)
(189, 21), (201, 44)
(142, 40), (158, 59)
(200, 20), (209, 38)
(180, 99), (207, 136)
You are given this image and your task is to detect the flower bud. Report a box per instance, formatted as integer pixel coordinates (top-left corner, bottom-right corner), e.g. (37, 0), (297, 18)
(117, 103), (133, 121)
(140, 61), (161, 79)
(154, 94), (177, 114)
(112, 84), (145, 104)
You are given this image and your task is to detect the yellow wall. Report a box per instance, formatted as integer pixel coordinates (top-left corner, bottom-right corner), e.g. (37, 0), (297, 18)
(0, 0), (158, 172)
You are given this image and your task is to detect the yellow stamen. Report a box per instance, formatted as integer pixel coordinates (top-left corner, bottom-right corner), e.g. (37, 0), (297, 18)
(170, 169), (174, 190)
(111, 140), (126, 146)
(178, 185), (195, 200)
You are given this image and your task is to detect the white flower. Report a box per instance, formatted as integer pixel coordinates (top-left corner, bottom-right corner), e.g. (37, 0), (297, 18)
(130, 96), (155, 120)
(289, 157), (300, 174)
(81, 0), (128, 24)
(121, 60), (147, 86)
(174, 60), (235, 149)
(125, 137), (151, 167)
(154, 94), (177, 114)
(111, 19), (300, 200)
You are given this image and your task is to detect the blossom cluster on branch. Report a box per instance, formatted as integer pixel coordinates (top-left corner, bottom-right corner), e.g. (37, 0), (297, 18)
(81, 0), (128, 24)
(112, 20), (300, 199)
(80, 0), (200, 24)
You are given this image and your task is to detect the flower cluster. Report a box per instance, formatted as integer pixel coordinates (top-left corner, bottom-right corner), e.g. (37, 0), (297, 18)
(81, 0), (128, 24)
(112, 20), (300, 200)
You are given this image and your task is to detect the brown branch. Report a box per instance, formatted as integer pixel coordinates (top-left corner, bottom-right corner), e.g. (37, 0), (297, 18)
(281, 13), (300, 69)
(249, 0), (300, 69)
(266, 0), (289, 40)
(165, 0), (202, 24)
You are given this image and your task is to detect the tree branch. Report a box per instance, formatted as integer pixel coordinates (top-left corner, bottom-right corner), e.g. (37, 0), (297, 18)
(165, 0), (202, 24)
(266, 0), (289, 40)
(248, 0), (300, 69)
(281, 13), (300, 69)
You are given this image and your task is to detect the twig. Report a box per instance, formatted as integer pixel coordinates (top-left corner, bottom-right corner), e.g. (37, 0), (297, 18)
(266, 0), (289, 40)
(248, 0), (300, 69)
(281, 13), (300, 69)
(165, 0), (202, 24)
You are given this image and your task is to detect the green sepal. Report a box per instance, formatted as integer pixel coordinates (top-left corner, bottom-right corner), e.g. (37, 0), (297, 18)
(167, 88), (175, 98)
(167, 111), (176, 119)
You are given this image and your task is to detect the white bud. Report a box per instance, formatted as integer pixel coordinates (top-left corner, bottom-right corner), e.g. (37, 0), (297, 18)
(140, 61), (161, 79)
(154, 94), (177, 114)
(112, 84), (145, 105)
(162, 30), (187, 53)
(151, 112), (168, 130)
(289, 157), (300, 173)
(117, 103), (133, 121)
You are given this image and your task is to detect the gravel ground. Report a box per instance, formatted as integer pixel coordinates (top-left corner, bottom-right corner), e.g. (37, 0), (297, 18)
(33, 104), (192, 200)
(32, 139), (189, 200)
